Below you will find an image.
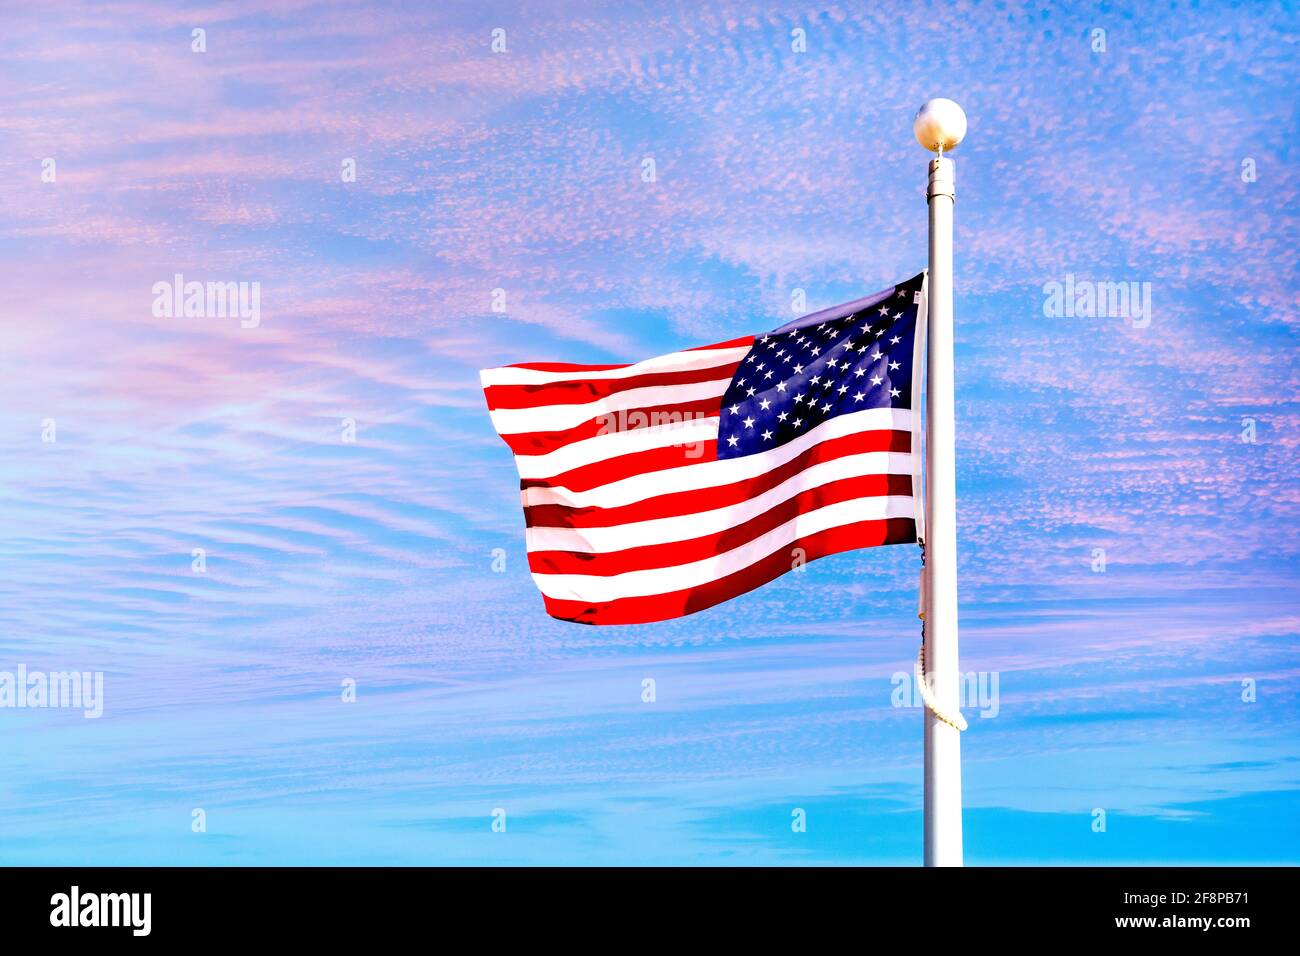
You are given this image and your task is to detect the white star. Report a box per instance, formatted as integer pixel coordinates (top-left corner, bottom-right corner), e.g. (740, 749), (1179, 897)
(821, 402), (832, 413)
(871, 376), (883, 386)
(794, 393), (805, 403)
(792, 418), (804, 428)
(793, 364), (803, 374)
(810, 375), (821, 385)
(854, 368), (866, 378)
(889, 360), (901, 370)
(743, 416), (755, 428)
(775, 381), (787, 393)
(889, 388), (901, 398)
(837, 385), (848, 395)
(810, 347), (821, 356)
(764, 370), (774, 379)
(762, 429), (773, 441)
(890, 336), (902, 344)
(871, 351), (882, 361)
(878, 306), (890, 315)
(778, 411), (788, 421)
(727, 435), (739, 447)
(729, 404), (740, 415)
(853, 391), (865, 402)
(746, 387), (757, 397)
(759, 398), (771, 410)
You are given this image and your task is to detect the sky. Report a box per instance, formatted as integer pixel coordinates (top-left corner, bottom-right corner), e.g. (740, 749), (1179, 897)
(0, 0), (1297, 865)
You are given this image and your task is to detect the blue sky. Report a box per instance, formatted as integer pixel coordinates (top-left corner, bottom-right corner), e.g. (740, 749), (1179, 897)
(0, 0), (1296, 864)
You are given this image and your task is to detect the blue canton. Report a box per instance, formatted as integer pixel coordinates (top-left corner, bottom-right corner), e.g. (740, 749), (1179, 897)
(718, 273), (924, 459)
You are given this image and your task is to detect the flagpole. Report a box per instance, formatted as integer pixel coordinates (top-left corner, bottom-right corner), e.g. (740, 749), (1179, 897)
(915, 98), (967, 867)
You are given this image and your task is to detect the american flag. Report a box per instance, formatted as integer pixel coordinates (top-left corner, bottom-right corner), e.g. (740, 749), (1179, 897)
(481, 272), (926, 625)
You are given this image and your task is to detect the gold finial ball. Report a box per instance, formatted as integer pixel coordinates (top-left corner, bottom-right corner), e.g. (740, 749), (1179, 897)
(914, 99), (967, 153)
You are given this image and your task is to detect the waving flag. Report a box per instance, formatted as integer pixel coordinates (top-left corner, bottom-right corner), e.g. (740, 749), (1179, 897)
(481, 272), (927, 625)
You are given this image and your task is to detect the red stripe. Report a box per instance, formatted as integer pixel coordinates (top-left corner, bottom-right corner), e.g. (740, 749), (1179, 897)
(686, 335), (753, 351)
(539, 517), (916, 625)
(520, 440), (720, 493)
(525, 428), (912, 527)
(527, 474), (912, 576)
(484, 361), (738, 411)
(499, 397), (722, 456)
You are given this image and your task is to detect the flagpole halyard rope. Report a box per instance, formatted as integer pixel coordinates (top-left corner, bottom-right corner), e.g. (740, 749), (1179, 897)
(915, 635), (967, 732)
(916, 541), (967, 731)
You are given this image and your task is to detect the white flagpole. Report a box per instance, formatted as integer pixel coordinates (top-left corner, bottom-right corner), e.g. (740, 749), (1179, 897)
(915, 99), (967, 867)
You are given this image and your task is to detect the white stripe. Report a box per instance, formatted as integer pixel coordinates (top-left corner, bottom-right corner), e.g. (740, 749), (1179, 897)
(521, 406), (914, 507)
(531, 495), (915, 601)
(480, 345), (750, 387)
(489, 377), (730, 435)
(514, 416), (720, 481)
(527, 450), (912, 553)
